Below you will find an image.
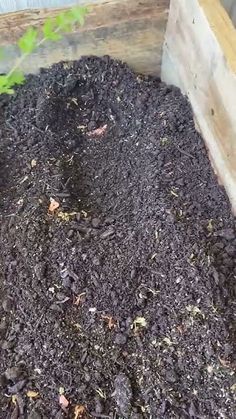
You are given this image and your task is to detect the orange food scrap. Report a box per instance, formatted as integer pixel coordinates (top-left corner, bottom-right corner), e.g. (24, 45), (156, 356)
(74, 404), (86, 419)
(87, 124), (107, 137)
(48, 198), (60, 213)
(59, 394), (69, 409)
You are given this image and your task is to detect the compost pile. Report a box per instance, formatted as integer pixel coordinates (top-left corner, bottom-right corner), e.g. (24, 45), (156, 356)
(0, 56), (235, 419)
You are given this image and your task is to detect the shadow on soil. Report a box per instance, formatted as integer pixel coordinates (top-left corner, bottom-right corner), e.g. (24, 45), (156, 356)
(207, 228), (236, 363)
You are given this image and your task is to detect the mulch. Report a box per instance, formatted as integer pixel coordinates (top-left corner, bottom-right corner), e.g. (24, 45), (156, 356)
(0, 56), (235, 419)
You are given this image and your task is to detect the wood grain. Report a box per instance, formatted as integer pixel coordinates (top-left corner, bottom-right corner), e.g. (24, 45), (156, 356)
(0, 0), (169, 76)
(162, 0), (236, 212)
(0, 1), (80, 14)
(221, 0), (236, 27)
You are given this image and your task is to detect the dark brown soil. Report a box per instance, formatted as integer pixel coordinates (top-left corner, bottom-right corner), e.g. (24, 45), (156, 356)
(0, 56), (236, 419)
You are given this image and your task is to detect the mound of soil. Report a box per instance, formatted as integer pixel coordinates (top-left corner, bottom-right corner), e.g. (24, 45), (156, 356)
(0, 56), (235, 419)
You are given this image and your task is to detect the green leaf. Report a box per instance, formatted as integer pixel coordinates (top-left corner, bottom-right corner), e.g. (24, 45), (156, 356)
(69, 6), (89, 26)
(0, 75), (8, 87)
(7, 71), (25, 87)
(0, 71), (25, 95)
(55, 6), (88, 31)
(18, 27), (38, 54)
(55, 12), (73, 32)
(0, 75), (14, 94)
(43, 18), (62, 41)
(0, 86), (14, 94)
(0, 4), (89, 95)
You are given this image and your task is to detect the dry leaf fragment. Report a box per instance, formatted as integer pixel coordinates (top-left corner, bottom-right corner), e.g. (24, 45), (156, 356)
(160, 137), (169, 145)
(96, 388), (106, 399)
(219, 357), (231, 368)
(71, 98), (79, 106)
(57, 211), (77, 222)
(230, 383), (236, 392)
(207, 219), (214, 233)
(74, 292), (86, 306)
(176, 325), (184, 335)
(170, 189), (179, 198)
(11, 395), (17, 405)
(132, 316), (147, 334)
(78, 125), (86, 131)
(87, 124), (107, 137)
(48, 198), (60, 213)
(101, 315), (116, 330)
(26, 390), (39, 398)
(89, 307), (96, 313)
(31, 159), (37, 168)
(59, 387), (65, 395)
(63, 63), (71, 70)
(163, 337), (173, 346)
(186, 305), (205, 318)
(207, 365), (214, 374)
(17, 198), (24, 206)
(59, 394), (69, 409)
(74, 404), (86, 419)
(20, 175), (29, 184)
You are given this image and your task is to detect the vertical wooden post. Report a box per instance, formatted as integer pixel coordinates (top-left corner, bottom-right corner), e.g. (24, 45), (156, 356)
(162, 0), (236, 212)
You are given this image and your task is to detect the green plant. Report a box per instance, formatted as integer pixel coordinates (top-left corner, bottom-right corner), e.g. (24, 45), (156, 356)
(0, 5), (88, 95)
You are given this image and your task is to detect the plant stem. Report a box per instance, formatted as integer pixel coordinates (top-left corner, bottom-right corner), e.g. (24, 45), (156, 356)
(7, 21), (74, 78)
(7, 53), (28, 78)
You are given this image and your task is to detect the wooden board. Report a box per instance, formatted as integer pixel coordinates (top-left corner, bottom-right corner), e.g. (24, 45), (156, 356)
(0, 0), (101, 14)
(221, 0), (236, 27)
(162, 0), (236, 212)
(0, 1), (79, 13)
(0, 0), (169, 76)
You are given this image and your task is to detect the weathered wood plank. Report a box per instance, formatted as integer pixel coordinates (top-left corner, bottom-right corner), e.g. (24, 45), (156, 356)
(221, 0), (236, 27)
(0, 0), (169, 76)
(162, 0), (236, 212)
(0, 1), (82, 14)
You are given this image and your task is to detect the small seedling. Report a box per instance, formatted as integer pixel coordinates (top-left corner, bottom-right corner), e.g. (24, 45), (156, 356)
(0, 6), (88, 95)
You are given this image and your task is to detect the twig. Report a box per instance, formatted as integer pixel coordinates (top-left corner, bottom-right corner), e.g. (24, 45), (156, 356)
(174, 144), (194, 159)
